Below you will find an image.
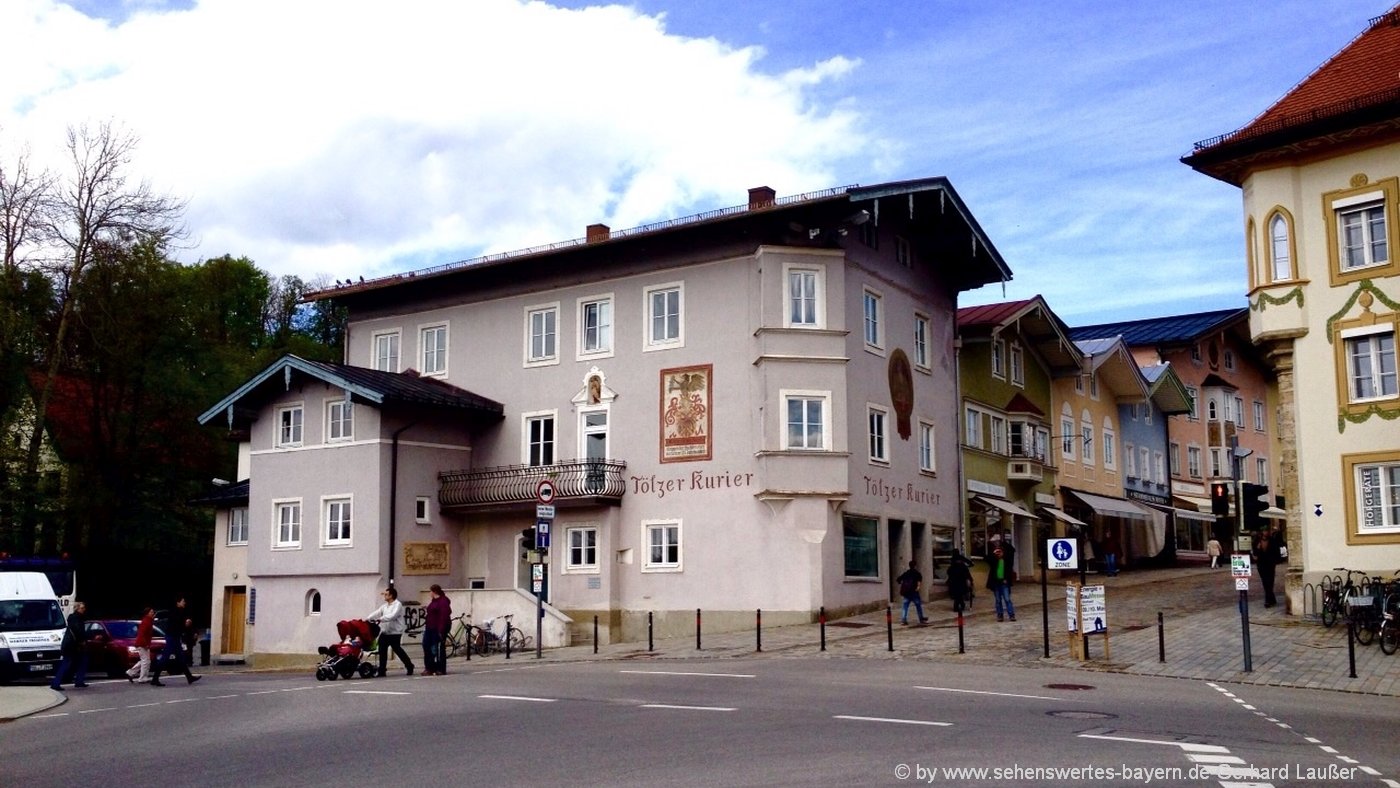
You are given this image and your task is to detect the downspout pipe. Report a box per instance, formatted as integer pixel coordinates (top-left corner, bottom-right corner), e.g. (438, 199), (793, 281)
(388, 421), (417, 587)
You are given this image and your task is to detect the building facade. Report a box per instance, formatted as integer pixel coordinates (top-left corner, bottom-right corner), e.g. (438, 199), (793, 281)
(1183, 6), (1400, 608)
(200, 179), (1012, 662)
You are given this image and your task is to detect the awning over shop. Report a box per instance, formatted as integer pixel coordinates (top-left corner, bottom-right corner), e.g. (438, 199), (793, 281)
(1064, 489), (1152, 519)
(973, 495), (1035, 518)
(1038, 506), (1087, 527)
(1174, 494), (1212, 513)
(1146, 502), (1216, 523)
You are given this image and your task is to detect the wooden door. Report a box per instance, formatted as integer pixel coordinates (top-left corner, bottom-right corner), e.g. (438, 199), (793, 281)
(223, 587), (247, 654)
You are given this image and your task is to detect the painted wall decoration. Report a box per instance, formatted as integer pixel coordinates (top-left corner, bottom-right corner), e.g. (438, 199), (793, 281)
(888, 348), (914, 440)
(402, 541), (450, 575)
(660, 364), (712, 463)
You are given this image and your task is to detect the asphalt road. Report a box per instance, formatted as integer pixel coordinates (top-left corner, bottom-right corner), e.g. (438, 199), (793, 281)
(4, 659), (1396, 787)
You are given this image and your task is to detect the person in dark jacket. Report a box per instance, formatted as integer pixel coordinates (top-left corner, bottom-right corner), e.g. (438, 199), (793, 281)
(896, 561), (927, 625)
(422, 584), (452, 676)
(985, 537), (1017, 622)
(946, 550), (975, 613)
(150, 596), (201, 686)
(1253, 528), (1283, 608)
(50, 600), (90, 690)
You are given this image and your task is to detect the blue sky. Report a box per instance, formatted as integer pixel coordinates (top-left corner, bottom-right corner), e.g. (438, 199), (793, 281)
(2, 0), (1388, 324)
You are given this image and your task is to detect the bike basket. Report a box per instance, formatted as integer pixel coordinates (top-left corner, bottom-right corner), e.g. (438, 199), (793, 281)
(1346, 595), (1377, 609)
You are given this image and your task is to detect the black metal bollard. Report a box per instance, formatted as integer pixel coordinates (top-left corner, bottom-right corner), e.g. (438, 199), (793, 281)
(756, 609), (762, 653)
(886, 605), (894, 652)
(505, 621), (512, 660)
(819, 607), (827, 652)
(593, 615), (599, 655)
(1348, 619), (1357, 679)
(648, 611), (654, 652)
(696, 608), (702, 651)
(1157, 612), (1166, 663)
(957, 612), (965, 654)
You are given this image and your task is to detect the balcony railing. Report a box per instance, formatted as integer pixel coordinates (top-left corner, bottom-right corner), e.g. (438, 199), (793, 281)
(439, 459), (628, 510)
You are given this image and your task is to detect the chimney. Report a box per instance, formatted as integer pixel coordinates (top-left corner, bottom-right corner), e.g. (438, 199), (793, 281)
(748, 186), (776, 211)
(586, 223), (611, 243)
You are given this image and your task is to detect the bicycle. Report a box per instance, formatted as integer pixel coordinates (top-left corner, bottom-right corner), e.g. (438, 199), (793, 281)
(443, 613), (482, 658)
(477, 613), (531, 655)
(1320, 568), (1363, 629)
(1380, 591), (1400, 656)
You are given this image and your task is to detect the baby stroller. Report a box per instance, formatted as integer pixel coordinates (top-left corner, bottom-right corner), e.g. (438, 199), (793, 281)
(315, 619), (380, 680)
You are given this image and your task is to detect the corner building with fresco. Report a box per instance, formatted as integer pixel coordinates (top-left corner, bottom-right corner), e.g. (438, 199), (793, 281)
(199, 179), (1011, 663)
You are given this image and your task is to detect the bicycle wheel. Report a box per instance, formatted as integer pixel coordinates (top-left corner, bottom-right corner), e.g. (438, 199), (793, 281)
(1320, 592), (1338, 627)
(1353, 613), (1376, 646)
(1380, 620), (1399, 656)
(507, 628), (527, 652)
(444, 632), (460, 659)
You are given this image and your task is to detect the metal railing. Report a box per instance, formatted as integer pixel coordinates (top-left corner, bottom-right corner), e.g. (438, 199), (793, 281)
(439, 459), (627, 508)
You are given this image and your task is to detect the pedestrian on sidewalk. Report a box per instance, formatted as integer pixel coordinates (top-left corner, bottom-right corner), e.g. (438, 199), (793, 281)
(1102, 528), (1121, 577)
(368, 586), (414, 676)
(150, 596), (202, 686)
(125, 607), (156, 683)
(1253, 528), (1282, 608)
(50, 600), (90, 691)
(946, 549), (975, 613)
(422, 584), (451, 676)
(897, 561), (928, 625)
(1206, 537), (1222, 569)
(985, 538), (1016, 622)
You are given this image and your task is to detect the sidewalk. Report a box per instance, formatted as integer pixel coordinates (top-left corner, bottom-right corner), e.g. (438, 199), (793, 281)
(6, 565), (1394, 720)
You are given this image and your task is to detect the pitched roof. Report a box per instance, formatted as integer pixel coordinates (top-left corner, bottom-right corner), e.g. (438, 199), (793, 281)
(1003, 392), (1044, 417)
(1073, 337), (1149, 401)
(1184, 6), (1400, 184)
(1140, 363), (1193, 415)
(1069, 308), (1246, 348)
(957, 296), (1083, 377)
(199, 355), (504, 428)
(189, 479), (249, 507)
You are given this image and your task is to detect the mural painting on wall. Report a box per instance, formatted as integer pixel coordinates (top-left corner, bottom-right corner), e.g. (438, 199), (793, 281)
(403, 542), (450, 575)
(888, 348), (914, 440)
(660, 364), (712, 463)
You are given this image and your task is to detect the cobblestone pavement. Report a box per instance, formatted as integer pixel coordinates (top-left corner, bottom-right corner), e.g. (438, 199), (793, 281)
(548, 565), (1400, 696)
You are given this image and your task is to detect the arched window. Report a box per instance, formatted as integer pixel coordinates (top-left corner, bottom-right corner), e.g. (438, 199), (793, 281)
(1267, 209), (1294, 283)
(306, 589), (321, 616)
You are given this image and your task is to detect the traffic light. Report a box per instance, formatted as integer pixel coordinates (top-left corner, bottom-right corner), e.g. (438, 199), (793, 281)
(521, 527), (537, 550)
(1210, 481), (1232, 516)
(1241, 483), (1270, 531)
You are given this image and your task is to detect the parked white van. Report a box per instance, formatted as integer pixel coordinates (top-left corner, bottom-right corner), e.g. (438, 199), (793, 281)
(0, 571), (65, 682)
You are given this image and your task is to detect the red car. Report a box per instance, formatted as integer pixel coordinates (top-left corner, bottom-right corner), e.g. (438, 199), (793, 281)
(82, 619), (167, 678)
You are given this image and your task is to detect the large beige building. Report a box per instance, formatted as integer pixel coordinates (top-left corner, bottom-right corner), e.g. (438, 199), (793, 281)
(1184, 5), (1400, 608)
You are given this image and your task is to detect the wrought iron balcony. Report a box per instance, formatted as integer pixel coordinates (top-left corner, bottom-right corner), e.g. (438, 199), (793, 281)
(439, 459), (627, 512)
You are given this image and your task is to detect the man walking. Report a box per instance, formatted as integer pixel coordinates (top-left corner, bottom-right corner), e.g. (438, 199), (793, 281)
(985, 537), (1017, 622)
(150, 596), (202, 686)
(896, 560), (928, 625)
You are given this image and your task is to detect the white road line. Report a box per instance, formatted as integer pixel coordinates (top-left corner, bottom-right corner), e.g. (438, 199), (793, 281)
(343, 690), (411, 695)
(915, 685), (1083, 702)
(32, 712), (68, 718)
(78, 707), (117, 714)
(1078, 733), (1229, 753)
(1319, 746), (1338, 754)
(618, 670), (755, 678)
(640, 704), (735, 712)
(478, 694), (556, 703)
(1382, 779), (1400, 788)
(1337, 756), (1359, 764)
(1360, 766), (1381, 776)
(833, 715), (952, 727)
(1186, 754), (1246, 764)
(245, 690), (279, 695)
(1304, 737), (1321, 744)
(207, 694), (239, 699)
(279, 686), (316, 692)
(126, 702), (161, 708)
(164, 698), (200, 704)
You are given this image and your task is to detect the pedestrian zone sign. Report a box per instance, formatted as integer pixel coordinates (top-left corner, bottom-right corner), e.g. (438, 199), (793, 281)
(1047, 538), (1078, 570)
(1231, 554), (1252, 578)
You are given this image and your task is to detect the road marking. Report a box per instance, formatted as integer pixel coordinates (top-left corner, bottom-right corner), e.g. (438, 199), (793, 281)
(343, 690), (411, 695)
(208, 694), (239, 699)
(915, 685), (1083, 702)
(164, 698), (200, 704)
(1079, 733), (1228, 753)
(32, 712), (68, 718)
(833, 715), (952, 727)
(126, 702), (161, 708)
(78, 707), (117, 714)
(478, 694), (556, 703)
(279, 686), (316, 692)
(1186, 754), (1246, 764)
(618, 670), (755, 678)
(1359, 766), (1380, 776)
(245, 690), (279, 695)
(640, 704), (735, 712)
(1319, 746), (1338, 754)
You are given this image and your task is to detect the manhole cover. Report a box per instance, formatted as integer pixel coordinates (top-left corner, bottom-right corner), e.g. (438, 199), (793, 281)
(1047, 710), (1117, 720)
(828, 622), (873, 628)
(1044, 683), (1096, 690)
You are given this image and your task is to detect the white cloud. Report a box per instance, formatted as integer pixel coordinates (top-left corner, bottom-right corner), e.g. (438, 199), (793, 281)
(1, 0), (876, 280)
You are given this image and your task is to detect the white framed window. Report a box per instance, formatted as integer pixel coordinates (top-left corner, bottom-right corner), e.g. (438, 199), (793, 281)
(1326, 180), (1399, 286)
(1351, 456), (1400, 535)
(1210, 448), (1225, 479)
(868, 406), (889, 464)
(965, 407), (984, 450)
(1256, 458), (1269, 485)
(642, 520), (682, 572)
(644, 282), (684, 350)
(579, 406), (609, 465)
(1102, 426), (1116, 470)
(784, 265), (823, 328)
(276, 404), (304, 447)
(1140, 447), (1151, 482)
(1253, 401), (1266, 432)
(991, 339), (1005, 379)
(918, 420), (936, 473)
(420, 323), (448, 376)
(1009, 343), (1024, 386)
(1233, 396), (1245, 427)
(1153, 452), (1164, 484)
(1269, 211), (1293, 282)
(1124, 443), (1137, 477)
(1186, 387), (1199, 420)
(415, 496), (431, 525)
(1170, 443), (1180, 476)
(1207, 396), (1219, 421)
(326, 399), (353, 442)
(273, 499), (302, 549)
(228, 507), (249, 546)
(862, 286), (884, 353)
(1338, 201), (1389, 271)
(913, 313), (930, 370)
(1080, 412), (1093, 464)
(783, 391), (830, 451)
(1343, 326), (1397, 403)
(990, 415), (1006, 455)
(1144, 404), (1152, 426)
(1187, 446), (1202, 478)
(1075, 375), (1084, 394)
(1224, 349), (1236, 371)
(372, 330), (401, 372)
(578, 295), (614, 359)
(524, 303), (559, 366)
(564, 526), (599, 573)
(895, 235), (912, 268)
(323, 497), (351, 547)
(1191, 345), (1202, 363)
(523, 411), (556, 466)
(307, 590), (321, 616)
(1060, 414), (1075, 460)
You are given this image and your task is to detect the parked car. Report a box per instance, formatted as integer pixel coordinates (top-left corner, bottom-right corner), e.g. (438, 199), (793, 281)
(82, 619), (166, 678)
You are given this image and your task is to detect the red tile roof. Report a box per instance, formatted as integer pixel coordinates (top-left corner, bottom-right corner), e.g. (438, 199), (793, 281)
(956, 298), (1039, 328)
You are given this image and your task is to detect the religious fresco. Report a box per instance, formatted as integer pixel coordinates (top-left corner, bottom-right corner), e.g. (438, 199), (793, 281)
(660, 364), (712, 463)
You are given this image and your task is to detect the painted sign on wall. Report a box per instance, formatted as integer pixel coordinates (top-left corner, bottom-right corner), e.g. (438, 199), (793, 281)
(660, 364), (712, 463)
(403, 541), (450, 575)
